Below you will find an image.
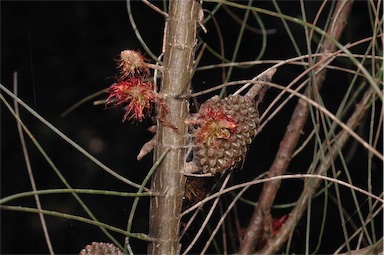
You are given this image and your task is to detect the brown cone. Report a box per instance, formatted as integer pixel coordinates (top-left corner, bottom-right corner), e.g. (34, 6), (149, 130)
(191, 95), (259, 174)
(79, 242), (125, 255)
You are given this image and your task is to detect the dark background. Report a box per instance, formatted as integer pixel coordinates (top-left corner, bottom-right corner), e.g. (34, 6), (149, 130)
(1, 1), (382, 254)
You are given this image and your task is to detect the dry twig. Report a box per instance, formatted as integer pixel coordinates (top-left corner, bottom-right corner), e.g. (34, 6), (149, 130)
(238, 1), (353, 253)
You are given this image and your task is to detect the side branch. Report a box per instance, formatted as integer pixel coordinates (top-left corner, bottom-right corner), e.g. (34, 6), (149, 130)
(259, 88), (375, 254)
(238, 1), (353, 254)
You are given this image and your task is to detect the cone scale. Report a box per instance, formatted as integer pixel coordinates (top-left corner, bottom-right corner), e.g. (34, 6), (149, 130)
(191, 95), (259, 174)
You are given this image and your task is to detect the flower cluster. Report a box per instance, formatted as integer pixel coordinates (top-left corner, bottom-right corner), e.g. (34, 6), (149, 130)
(189, 103), (238, 146)
(79, 242), (125, 255)
(117, 50), (149, 79)
(106, 78), (156, 122)
(188, 95), (258, 174)
(106, 50), (156, 122)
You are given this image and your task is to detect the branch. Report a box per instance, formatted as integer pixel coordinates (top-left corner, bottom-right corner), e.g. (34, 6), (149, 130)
(336, 240), (383, 255)
(259, 87), (374, 254)
(238, 1), (353, 254)
(148, 1), (199, 254)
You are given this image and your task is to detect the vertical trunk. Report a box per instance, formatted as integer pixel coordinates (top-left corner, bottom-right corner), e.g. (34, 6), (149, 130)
(148, 1), (199, 254)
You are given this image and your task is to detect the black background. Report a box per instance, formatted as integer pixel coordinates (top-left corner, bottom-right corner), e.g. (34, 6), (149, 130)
(1, 1), (382, 254)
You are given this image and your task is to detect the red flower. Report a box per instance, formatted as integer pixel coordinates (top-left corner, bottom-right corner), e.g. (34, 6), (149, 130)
(117, 50), (149, 79)
(190, 104), (237, 146)
(238, 215), (287, 250)
(106, 78), (156, 122)
(271, 215), (287, 235)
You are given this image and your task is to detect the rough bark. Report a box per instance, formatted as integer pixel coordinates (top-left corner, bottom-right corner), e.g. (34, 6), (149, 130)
(148, 1), (199, 255)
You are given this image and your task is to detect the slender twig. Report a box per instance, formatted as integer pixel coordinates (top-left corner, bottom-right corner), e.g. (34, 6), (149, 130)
(13, 72), (55, 255)
(0, 189), (155, 205)
(195, 48), (384, 71)
(137, 134), (157, 161)
(222, 4), (276, 35)
(261, 81), (383, 160)
(0, 93), (125, 250)
(335, 239), (383, 255)
(205, 8), (226, 84)
(179, 174), (234, 241)
(219, 0), (252, 99)
(200, 179), (251, 254)
(141, 0), (168, 17)
(191, 79), (383, 161)
(238, 2), (353, 253)
(243, 67), (277, 99)
(309, 0), (329, 43)
(181, 173), (384, 218)
(333, 198), (383, 254)
(192, 38), (384, 98)
(0, 84), (144, 190)
(61, 88), (106, 117)
(127, 0), (161, 64)
(0, 205), (154, 242)
(182, 174), (231, 255)
(205, 0), (381, 99)
(258, 88), (375, 254)
(125, 149), (170, 255)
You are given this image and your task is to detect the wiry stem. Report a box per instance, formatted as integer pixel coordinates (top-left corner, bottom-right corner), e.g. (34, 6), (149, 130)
(238, 1), (353, 254)
(259, 88), (374, 254)
(148, 1), (199, 254)
(13, 72), (54, 255)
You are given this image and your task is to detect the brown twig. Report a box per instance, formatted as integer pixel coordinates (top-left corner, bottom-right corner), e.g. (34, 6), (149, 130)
(336, 240), (383, 255)
(137, 134), (157, 161)
(258, 87), (374, 254)
(222, 5), (276, 35)
(238, 1), (353, 254)
(141, 0), (168, 17)
(182, 174), (232, 255)
(244, 67), (277, 105)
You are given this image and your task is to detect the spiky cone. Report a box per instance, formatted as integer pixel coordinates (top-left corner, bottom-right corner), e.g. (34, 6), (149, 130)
(190, 95), (259, 174)
(117, 50), (149, 78)
(79, 242), (125, 255)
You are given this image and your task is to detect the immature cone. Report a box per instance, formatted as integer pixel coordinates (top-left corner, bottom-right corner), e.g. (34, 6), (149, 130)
(191, 95), (259, 174)
(117, 50), (149, 78)
(79, 242), (125, 255)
